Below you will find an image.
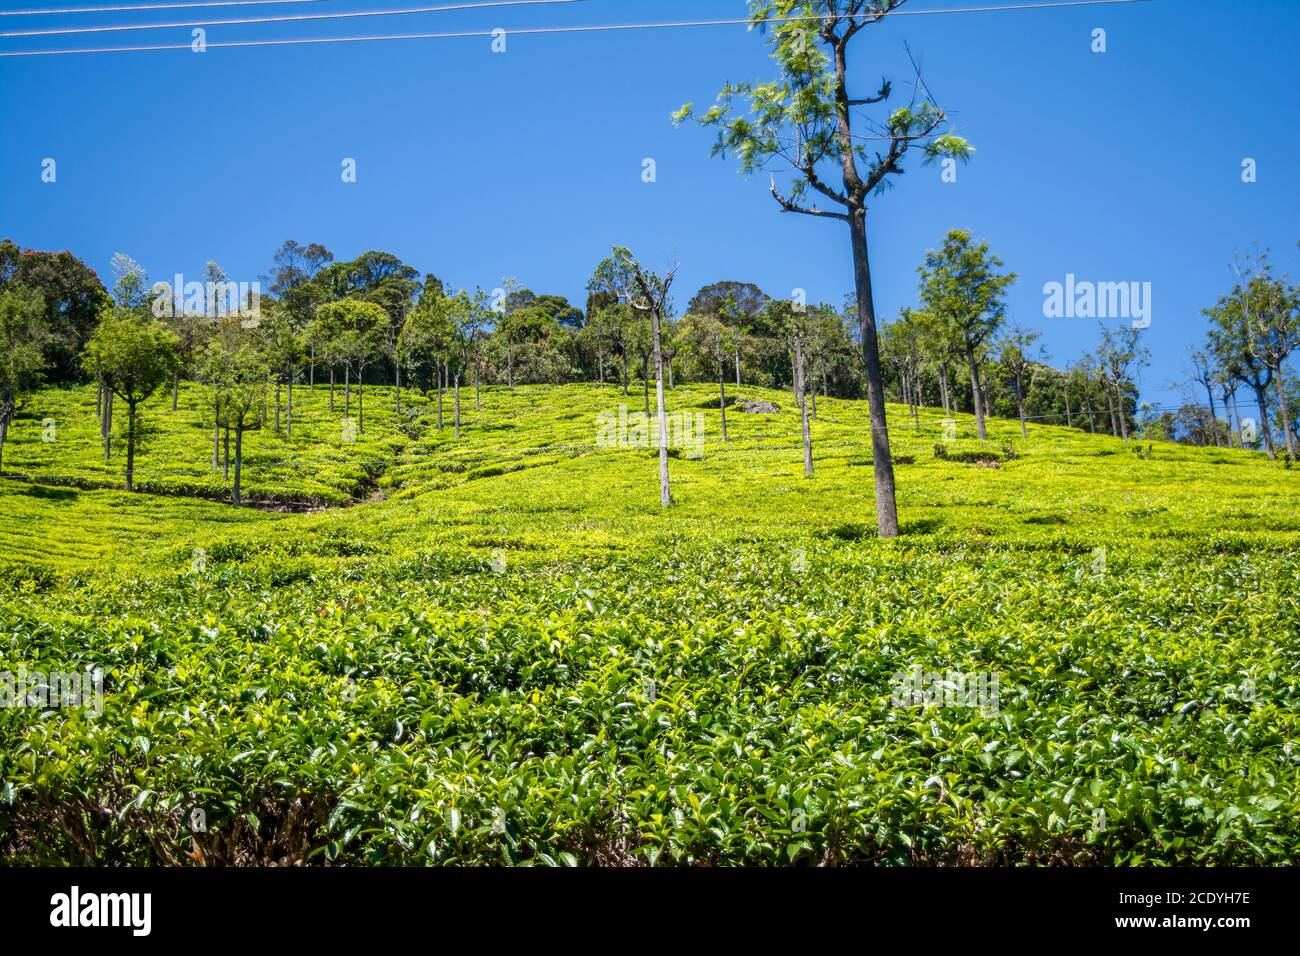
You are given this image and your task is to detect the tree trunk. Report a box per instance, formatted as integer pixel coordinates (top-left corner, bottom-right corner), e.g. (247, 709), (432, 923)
(211, 396), (220, 467)
(966, 345), (987, 441)
(0, 404), (11, 475)
(1016, 375), (1027, 440)
(329, 367), (335, 412)
(125, 400), (137, 492)
(621, 354), (628, 396)
(437, 362), (445, 430)
(796, 338), (813, 477)
(233, 423), (244, 506)
(1254, 383), (1276, 458)
(1230, 388), (1244, 448)
(1204, 383), (1220, 447)
(719, 357), (729, 442)
(396, 361), (402, 415)
(1107, 389), (1119, 437)
(345, 366), (351, 418)
(359, 380), (365, 436)
(642, 355), (651, 418)
(172, 372), (179, 411)
(310, 345), (315, 388)
(1275, 366), (1295, 457)
(651, 309), (671, 509)
(849, 208), (899, 538)
(223, 423), (230, 479)
(454, 373), (461, 439)
(103, 391), (113, 461)
(734, 343), (741, 388)
(1221, 385), (1236, 447)
(275, 381), (281, 432)
(939, 361), (951, 414)
(1115, 384), (1130, 441)
(287, 376), (293, 439)
(1064, 388), (1073, 428)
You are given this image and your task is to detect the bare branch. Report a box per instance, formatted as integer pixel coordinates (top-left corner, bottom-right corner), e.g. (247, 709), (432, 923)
(847, 78), (892, 106)
(770, 175), (849, 222)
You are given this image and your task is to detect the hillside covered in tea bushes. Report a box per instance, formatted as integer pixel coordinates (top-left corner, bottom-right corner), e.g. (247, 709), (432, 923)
(1, 382), (1297, 865)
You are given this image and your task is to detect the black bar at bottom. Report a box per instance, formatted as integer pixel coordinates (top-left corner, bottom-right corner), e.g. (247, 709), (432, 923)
(0, 867), (1286, 943)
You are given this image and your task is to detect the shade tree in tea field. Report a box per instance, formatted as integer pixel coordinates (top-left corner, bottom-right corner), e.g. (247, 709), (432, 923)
(82, 309), (179, 492)
(916, 230), (1017, 442)
(588, 246), (679, 508)
(675, 0), (975, 538)
(0, 283), (51, 474)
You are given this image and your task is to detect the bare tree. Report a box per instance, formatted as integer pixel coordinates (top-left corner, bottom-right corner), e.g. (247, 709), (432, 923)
(1189, 349), (1223, 448)
(999, 326), (1044, 441)
(1097, 326), (1149, 442)
(591, 248), (679, 508)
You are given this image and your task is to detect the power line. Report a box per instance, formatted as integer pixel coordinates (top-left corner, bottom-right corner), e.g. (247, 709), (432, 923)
(0, 0), (1158, 57)
(0, 0), (585, 37)
(0, 0), (326, 15)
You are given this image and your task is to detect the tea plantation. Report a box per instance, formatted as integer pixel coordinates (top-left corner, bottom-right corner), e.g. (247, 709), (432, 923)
(1, 383), (1297, 865)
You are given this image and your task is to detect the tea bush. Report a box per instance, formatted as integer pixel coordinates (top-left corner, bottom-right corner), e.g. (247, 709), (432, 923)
(1, 383), (1296, 865)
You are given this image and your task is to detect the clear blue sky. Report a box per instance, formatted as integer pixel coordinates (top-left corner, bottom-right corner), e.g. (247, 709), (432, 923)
(2, 0), (1298, 410)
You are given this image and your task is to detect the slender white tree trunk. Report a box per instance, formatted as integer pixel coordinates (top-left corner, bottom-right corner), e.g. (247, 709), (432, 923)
(796, 337), (813, 477)
(652, 311), (671, 508)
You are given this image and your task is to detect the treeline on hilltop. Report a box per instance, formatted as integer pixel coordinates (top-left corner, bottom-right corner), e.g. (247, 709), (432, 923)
(2, 234), (1299, 502)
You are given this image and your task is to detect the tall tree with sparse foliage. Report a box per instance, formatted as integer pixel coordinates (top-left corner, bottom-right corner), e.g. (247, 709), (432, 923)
(917, 230), (1017, 441)
(773, 299), (817, 475)
(1231, 258), (1298, 457)
(200, 330), (268, 506)
(1097, 325), (1148, 443)
(676, 0), (973, 538)
(998, 325), (1044, 441)
(589, 247), (678, 509)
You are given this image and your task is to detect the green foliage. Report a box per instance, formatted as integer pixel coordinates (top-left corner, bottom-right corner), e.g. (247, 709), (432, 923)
(84, 309), (179, 408)
(0, 284), (51, 424)
(1, 382), (1298, 865)
(0, 240), (109, 383)
(677, 1), (972, 206)
(918, 230), (1018, 353)
(0, 381), (413, 507)
(309, 299), (388, 379)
